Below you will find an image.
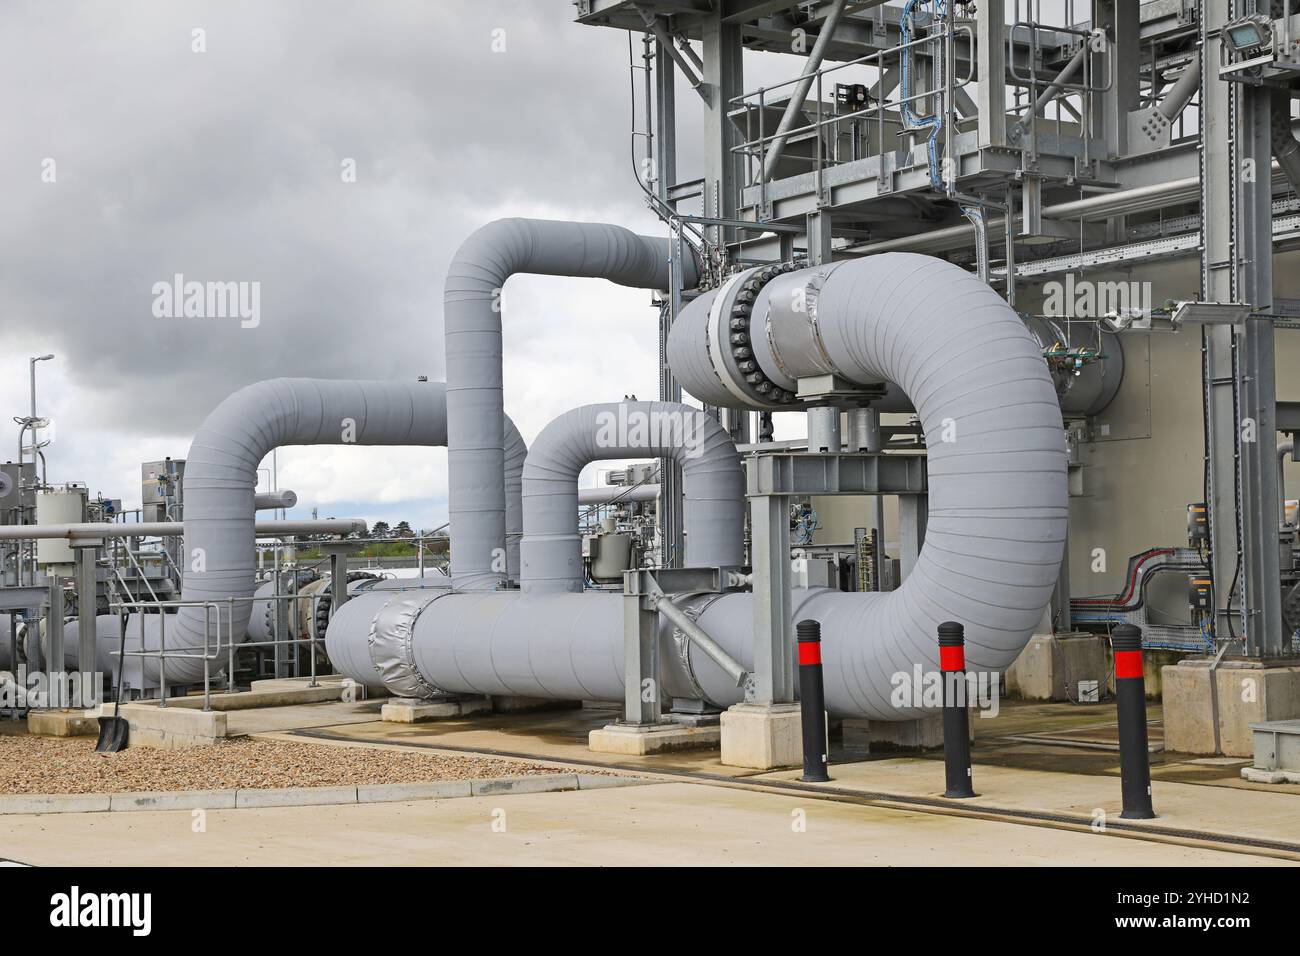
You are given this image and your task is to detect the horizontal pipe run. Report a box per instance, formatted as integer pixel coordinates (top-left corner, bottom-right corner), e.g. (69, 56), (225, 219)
(0, 519), (365, 541)
(254, 490), (298, 510)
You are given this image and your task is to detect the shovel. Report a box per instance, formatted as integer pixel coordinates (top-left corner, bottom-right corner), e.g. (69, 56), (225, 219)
(94, 620), (129, 753)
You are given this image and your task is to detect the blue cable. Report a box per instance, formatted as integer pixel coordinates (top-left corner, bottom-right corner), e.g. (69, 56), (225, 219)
(900, 0), (946, 190)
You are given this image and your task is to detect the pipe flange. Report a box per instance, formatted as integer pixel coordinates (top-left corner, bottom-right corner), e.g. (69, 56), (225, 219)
(366, 590), (449, 698)
(707, 262), (801, 407)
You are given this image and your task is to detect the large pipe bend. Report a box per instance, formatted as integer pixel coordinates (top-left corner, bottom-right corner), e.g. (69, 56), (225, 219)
(444, 218), (699, 589)
(678, 254), (1068, 715)
(519, 401), (743, 592)
(163, 378), (526, 685)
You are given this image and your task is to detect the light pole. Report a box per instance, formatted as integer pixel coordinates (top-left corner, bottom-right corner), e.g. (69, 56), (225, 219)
(30, 353), (54, 421)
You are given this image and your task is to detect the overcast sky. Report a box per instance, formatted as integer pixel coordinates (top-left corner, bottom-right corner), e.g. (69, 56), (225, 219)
(0, 0), (806, 530)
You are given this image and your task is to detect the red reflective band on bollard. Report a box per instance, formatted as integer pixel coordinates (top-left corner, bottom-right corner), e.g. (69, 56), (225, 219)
(939, 645), (965, 672)
(1114, 649), (1143, 679)
(798, 642), (822, 666)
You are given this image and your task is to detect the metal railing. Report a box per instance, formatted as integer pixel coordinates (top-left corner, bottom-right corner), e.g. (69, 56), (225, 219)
(110, 589), (331, 712)
(729, 12), (975, 208)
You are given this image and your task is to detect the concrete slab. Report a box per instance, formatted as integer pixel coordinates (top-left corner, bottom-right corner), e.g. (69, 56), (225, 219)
(841, 714), (953, 751)
(720, 703), (802, 770)
(381, 696), (491, 723)
(755, 755), (1300, 850)
(115, 703), (226, 749)
(225, 699), (386, 736)
(589, 722), (721, 755)
(0, 782), (1284, 867)
(26, 709), (99, 738)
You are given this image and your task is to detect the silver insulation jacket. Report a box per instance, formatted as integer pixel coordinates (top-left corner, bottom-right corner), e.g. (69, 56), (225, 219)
(164, 378), (524, 685)
(519, 401), (743, 592)
(329, 254), (1067, 719)
(444, 218), (697, 589)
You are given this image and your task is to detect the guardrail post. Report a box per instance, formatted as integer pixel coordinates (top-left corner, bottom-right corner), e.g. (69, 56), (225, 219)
(796, 619), (830, 782)
(1112, 623), (1156, 819)
(938, 621), (975, 798)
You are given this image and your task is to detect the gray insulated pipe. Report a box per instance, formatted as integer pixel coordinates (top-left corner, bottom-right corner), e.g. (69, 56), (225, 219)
(669, 254), (1068, 713)
(520, 401), (743, 592)
(444, 218), (698, 589)
(156, 378), (527, 686)
(329, 254), (1066, 718)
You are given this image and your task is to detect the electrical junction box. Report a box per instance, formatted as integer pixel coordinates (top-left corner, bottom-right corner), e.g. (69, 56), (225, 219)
(792, 557), (836, 589)
(0, 462), (36, 524)
(1078, 680), (1100, 703)
(141, 458), (185, 522)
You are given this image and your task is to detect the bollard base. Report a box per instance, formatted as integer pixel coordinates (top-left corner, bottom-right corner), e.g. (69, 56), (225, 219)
(1119, 808), (1157, 820)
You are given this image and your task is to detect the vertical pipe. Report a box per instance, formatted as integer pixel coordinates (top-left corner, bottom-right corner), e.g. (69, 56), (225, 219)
(938, 621), (975, 798)
(796, 619), (830, 782)
(1112, 623), (1156, 819)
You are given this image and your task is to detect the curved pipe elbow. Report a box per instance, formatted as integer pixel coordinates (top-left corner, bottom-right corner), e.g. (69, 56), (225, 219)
(519, 401), (743, 592)
(444, 218), (699, 589)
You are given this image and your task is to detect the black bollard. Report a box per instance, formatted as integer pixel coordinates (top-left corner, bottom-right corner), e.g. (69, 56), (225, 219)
(796, 619), (830, 782)
(1112, 623), (1156, 819)
(938, 621), (975, 798)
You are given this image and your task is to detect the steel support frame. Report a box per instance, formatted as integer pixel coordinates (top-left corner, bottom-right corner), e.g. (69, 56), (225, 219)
(701, 8), (744, 251)
(1201, 2), (1284, 655)
(976, 0), (1006, 149)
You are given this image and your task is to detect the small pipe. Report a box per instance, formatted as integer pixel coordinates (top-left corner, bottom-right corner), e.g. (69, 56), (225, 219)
(254, 490), (297, 511)
(1279, 441), (1294, 527)
(652, 591), (748, 688)
(0, 519), (365, 541)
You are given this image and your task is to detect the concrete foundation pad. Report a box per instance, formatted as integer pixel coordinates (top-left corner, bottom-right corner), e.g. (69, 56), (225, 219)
(720, 703), (802, 770)
(841, 714), (949, 751)
(381, 696), (491, 723)
(1005, 632), (1110, 702)
(1240, 767), (1300, 785)
(110, 703), (227, 749)
(1162, 660), (1300, 756)
(26, 709), (99, 738)
(588, 722), (721, 755)
(489, 696), (582, 713)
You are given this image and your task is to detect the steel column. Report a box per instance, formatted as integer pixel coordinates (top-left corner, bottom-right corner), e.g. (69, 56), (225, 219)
(750, 493), (794, 705)
(701, 8), (743, 250)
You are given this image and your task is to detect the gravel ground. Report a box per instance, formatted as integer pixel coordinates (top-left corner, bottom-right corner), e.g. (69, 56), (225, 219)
(0, 735), (595, 795)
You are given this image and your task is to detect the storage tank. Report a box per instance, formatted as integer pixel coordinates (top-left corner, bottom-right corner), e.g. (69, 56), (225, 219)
(35, 486), (87, 569)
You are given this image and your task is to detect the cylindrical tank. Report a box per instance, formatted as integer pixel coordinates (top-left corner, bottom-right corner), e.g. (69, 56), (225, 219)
(35, 487), (87, 567)
(589, 532), (635, 584)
